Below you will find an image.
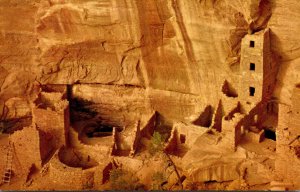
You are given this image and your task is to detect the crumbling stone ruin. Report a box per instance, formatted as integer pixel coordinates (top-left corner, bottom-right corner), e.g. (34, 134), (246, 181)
(1, 0), (300, 190)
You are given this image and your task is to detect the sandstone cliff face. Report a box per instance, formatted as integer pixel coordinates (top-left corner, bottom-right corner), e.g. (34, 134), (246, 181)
(269, 0), (300, 105)
(0, 0), (299, 121)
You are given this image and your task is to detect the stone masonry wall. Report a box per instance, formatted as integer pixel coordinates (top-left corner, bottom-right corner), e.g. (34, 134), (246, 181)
(10, 126), (42, 179)
(239, 29), (274, 108)
(222, 114), (245, 151)
(49, 151), (99, 190)
(32, 107), (68, 149)
(49, 155), (83, 190)
(32, 92), (69, 150)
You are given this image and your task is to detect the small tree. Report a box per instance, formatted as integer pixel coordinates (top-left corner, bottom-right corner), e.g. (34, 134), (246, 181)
(148, 131), (183, 190)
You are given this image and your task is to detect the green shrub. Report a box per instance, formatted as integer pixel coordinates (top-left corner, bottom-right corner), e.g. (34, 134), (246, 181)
(109, 168), (142, 190)
(151, 171), (166, 190)
(149, 131), (165, 155)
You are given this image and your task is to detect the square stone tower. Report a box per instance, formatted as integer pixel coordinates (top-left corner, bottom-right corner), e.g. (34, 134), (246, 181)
(239, 28), (275, 107)
(32, 92), (70, 149)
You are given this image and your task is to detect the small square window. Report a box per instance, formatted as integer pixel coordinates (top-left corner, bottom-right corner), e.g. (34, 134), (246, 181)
(250, 40), (255, 48)
(249, 87), (255, 96)
(250, 63), (255, 71)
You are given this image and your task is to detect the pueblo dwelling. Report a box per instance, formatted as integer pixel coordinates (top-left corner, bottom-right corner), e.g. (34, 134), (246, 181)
(0, 28), (300, 190)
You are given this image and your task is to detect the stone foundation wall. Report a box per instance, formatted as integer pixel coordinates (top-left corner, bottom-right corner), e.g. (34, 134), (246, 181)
(49, 157), (83, 190)
(245, 129), (265, 143)
(49, 152), (99, 190)
(0, 136), (9, 182)
(189, 163), (240, 182)
(173, 122), (208, 148)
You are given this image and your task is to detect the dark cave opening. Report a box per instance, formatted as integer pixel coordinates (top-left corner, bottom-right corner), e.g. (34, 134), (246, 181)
(69, 97), (98, 123)
(0, 117), (32, 134)
(69, 96), (120, 139)
(85, 124), (114, 138)
(264, 129), (276, 141)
